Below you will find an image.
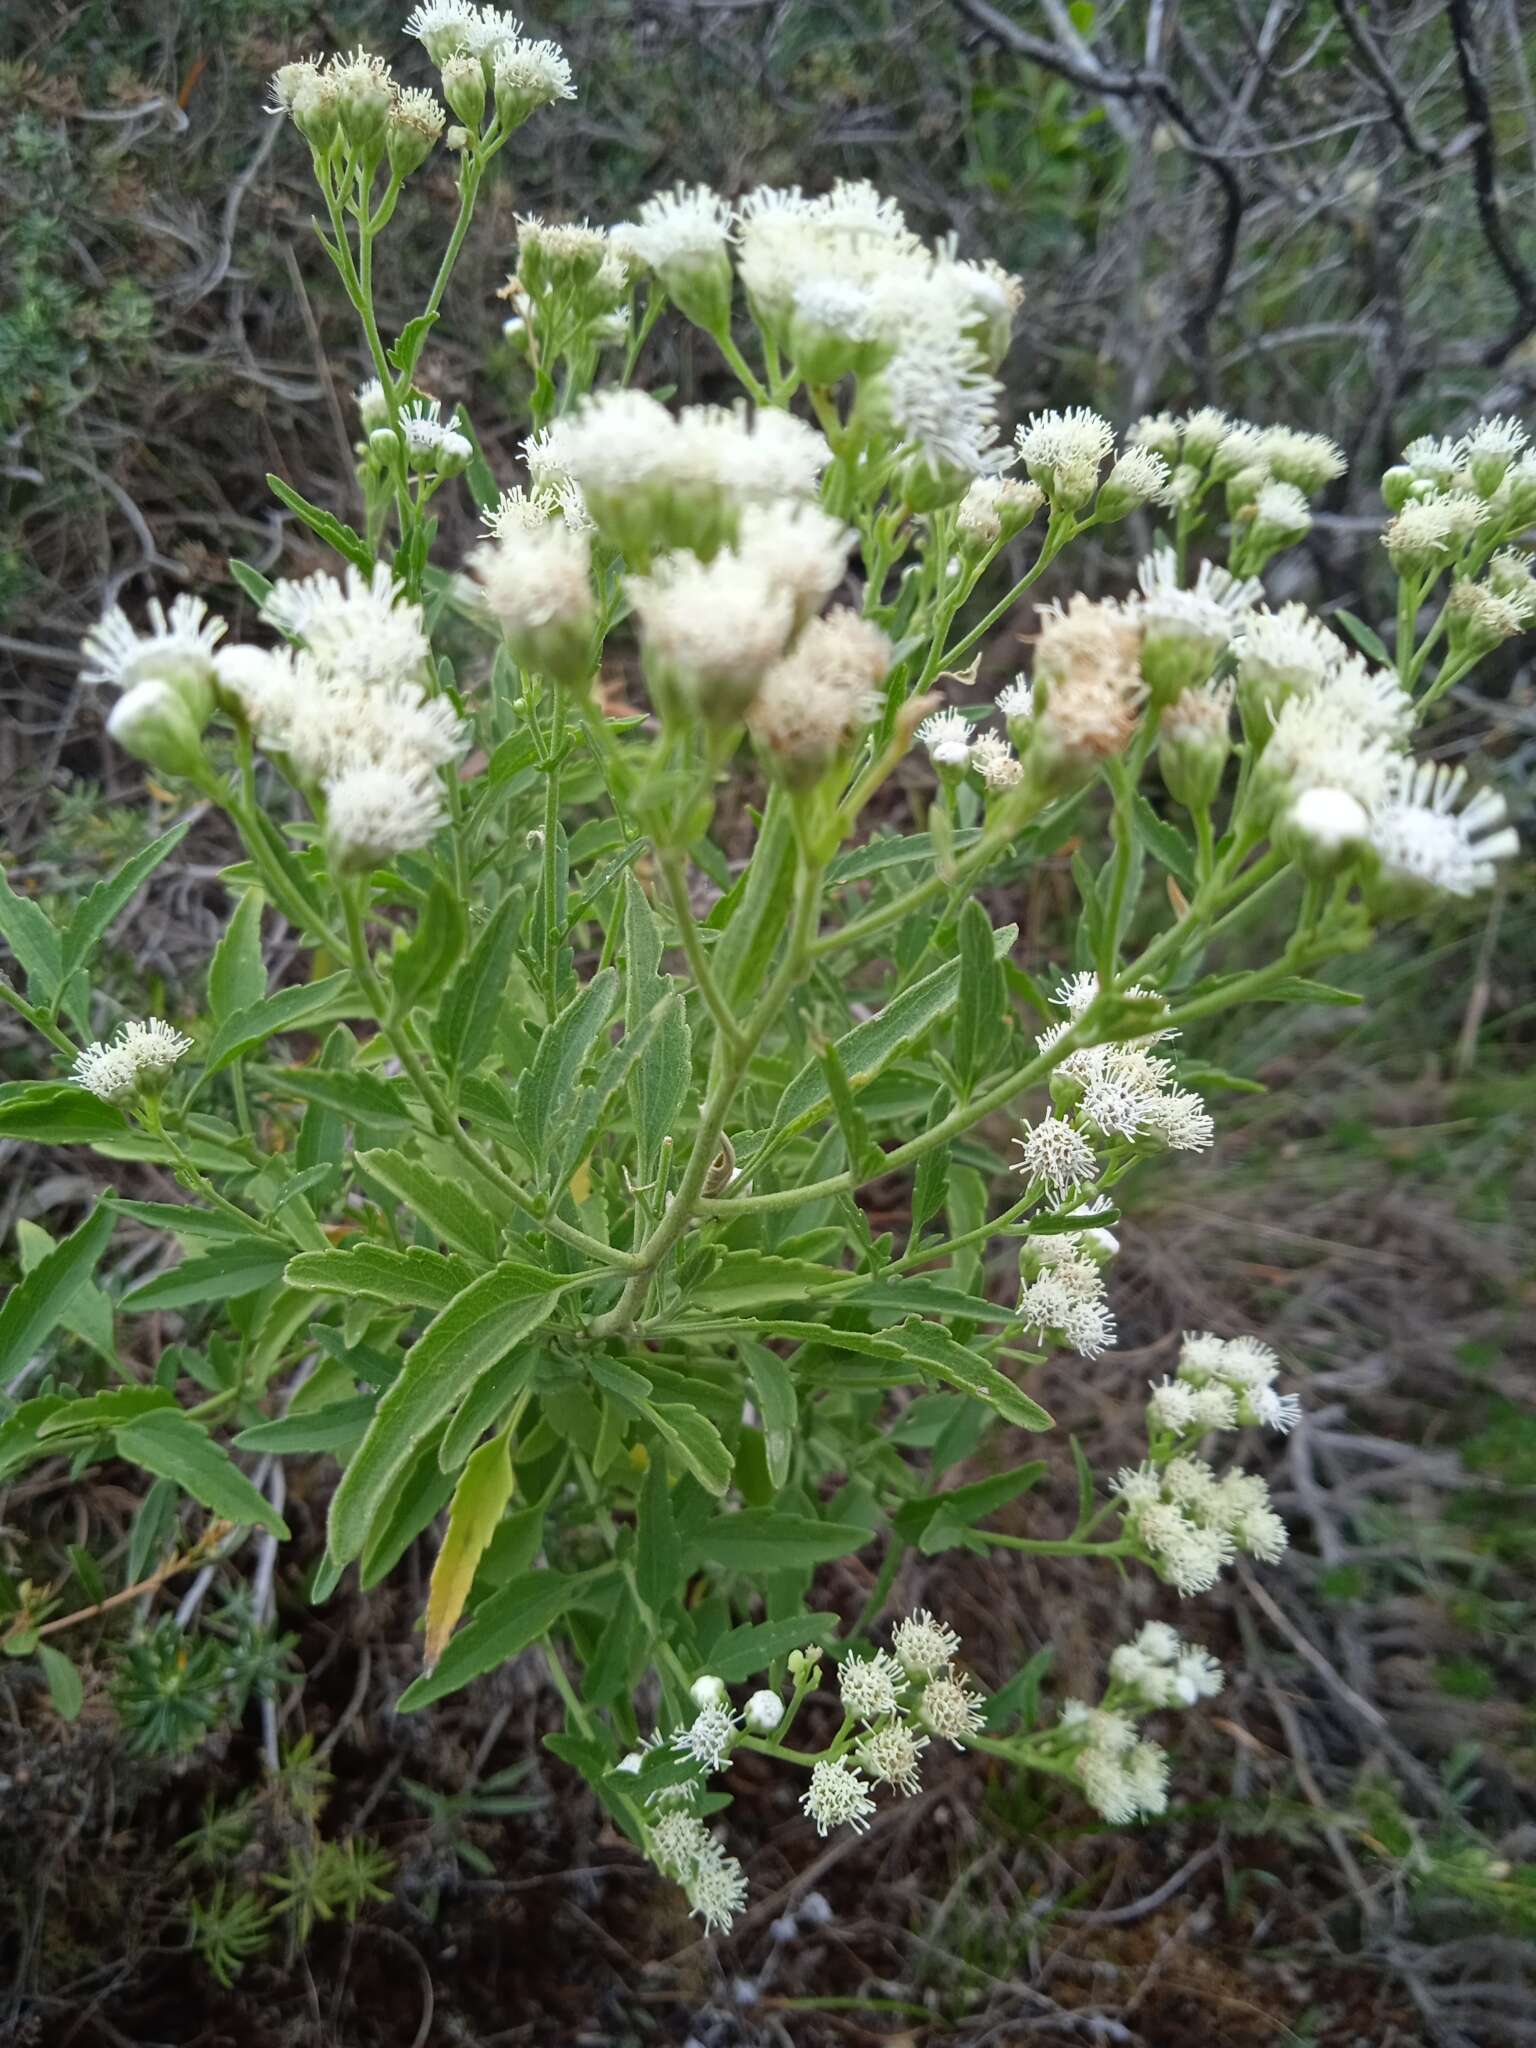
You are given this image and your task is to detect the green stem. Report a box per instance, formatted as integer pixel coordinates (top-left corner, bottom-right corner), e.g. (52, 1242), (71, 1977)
(657, 850), (744, 1055)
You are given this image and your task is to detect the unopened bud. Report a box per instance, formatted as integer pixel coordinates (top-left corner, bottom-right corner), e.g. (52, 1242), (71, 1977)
(1278, 785), (1369, 875)
(107, 680), (208, 779)
(743, 1690), (785, 1734)
(440, 53), (487, 130)
(690, 1674), (728, 1709)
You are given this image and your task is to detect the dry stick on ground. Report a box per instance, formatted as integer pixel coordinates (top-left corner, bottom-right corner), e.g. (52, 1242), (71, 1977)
(31, 1523), (233, 1639)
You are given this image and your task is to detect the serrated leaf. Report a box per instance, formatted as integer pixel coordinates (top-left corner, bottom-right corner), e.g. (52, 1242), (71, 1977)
(892, 1460), (1046, 1544)
(425, 1429), (515, 1668)
(516, 968), (619, 1157)
(689, 1253), (843, 1313)
(202, 971), (356, 1076)
(207, 888), (267, 1023)
(705, 1612), (842, 1682)
(15, 1217), (114, 1360)
(434, 894), (522, 1080)
(60, 820), (191, 986)
(1132, 794), (1196, 887)
(0, 865), (62, 1005)
(328, 1264), (565, 1564)
(0, 1083), (126, 1146)
(642, 1402), (732, 1497)
(357, 1146), (500, 1264)
(258, 1065), (417, 1129)
(768, 927), (1016, 1145)
(266, 473), (372, 572)
(895, 1319), (1053, 1430)
(285, 1242), (474, 1310)
(0, 1204), (114, 1382)
(396, 1568), (586, 1712)
(121, 1241), (290, 1312)
(115, 1410), (288, 1536)
(226, 557), (274, 609)
(390, 876), (469, 1014)
(36, 1385), (176, 1438)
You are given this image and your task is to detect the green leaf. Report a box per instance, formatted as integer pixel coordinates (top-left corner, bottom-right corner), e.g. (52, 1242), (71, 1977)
(389, 310), (438, 377)
(623, 874), (690, 1181)
(828, 829), (982, 884)
(126, 1476), (179, 1582)
(285, 1242), (474, 1311)
(207, 888), (267, 1023)
(636, 1448), (681, 1615)
(1132, 795), (1196, 887)
(60, 820), (191, 986)
(439, 1348), (538, 1471)
(328, 1264), (565, 1563)
(689, 1253), (844, 1314)
(37, 1644), (83, 1722)
(706, 1612), (842, 1682)
(713, 795), (793, 1003)
(115, 1411), (289, 1536)
(425, 1428), (516, 1667)
(202, 971), (356, 1076)
(234, 1398), (375, 1453)
(954, 899), (1006, 1093)
(892, 1461), (1047, 1545)
(739, 1340), (796, 1490)
(0, 1203), (114, 1383)
(390, 876), (469, 1014)
(0, 1394), (70, 1480)
(895, 1319), (1053, 1431)
(1261, 977), (1364, 1006)
(0, 1083), (126, 1146)
(1334, 608), (1391, 665)
(359, 1433), (456, 1588)
(0, 865), (62, 1005)
(817, 1036), (883, 1180)
(258, 1065), (416, 1129)
(104, 1198), (270, 1244)
(121, 1242), (290, 1312)
(434, 894), (523, 1080)
(226, 557), (275, 610)
(516, 968), (620, 1155)
(357, 1146), (501, 1264)
(396, 1568), (585, 1711)
(266, 473), (372, 572)
(36, 1385), (176, 1439)
(642, 1401), (732, 1497)
(767, 928), (1016, 1145)
(683, 1510), (870, 1572)
(15, 1217), (114, 1360)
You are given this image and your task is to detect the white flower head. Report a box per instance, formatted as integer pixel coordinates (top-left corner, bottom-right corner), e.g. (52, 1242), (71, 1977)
(920, 1669), (985, 1748)
(649, 1810), (713, 1875)
(801, 1758), (876, 1837)
(858, 1721), (929, 1796)
(1256, 426), (1347, 494)
(1369, 760), (1518, 901)
(970, 729), (1023, 790)
(1013, 1112), (1098, 1199)
(493, 35), (576, 114)
(117, 1017), (193, 1078)
(1258, 694), (1401, 815)
(628, 549), (794, 720)
(839, 1650), (905, 1724)
(72, 1040), (140, 1104)
(915, 706), (972, 770)
(891, 1609), (961, 1680)
(672, 1702), (740, 1774)
(324, 759), (447, 869)
(685, 1846), (749, 1935)
(81, 594), (226, 692)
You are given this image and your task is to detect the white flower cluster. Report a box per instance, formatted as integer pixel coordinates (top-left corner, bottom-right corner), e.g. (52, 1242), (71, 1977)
(1148, 1330), (1301, 1436)
(403, 5), (574, 126)
(646, 1812), (749, 1937)
(1017, 1234), (1117, 1359)
(1383, 418), (1536, 572)
(1053, 1622), (1224, 1824)
(267, 47), (449, 174)
(1113, 1455), (1287, 1594)
(733, 181), (1019, 485)
(1016, 406), (1172, 519)
(81, 594), (226, 779)
(72, 1018), (192, 1104)
(217, 566), (462, 869)
(526, 391), (828, 564)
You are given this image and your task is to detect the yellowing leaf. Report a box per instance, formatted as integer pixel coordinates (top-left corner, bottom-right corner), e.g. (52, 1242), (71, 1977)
(568, 1156), (592, 1206)
(424, 1430), (515, 1670)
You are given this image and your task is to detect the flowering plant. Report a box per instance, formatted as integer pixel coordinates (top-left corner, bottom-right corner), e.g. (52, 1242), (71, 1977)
(1, 5), (1525, 1941)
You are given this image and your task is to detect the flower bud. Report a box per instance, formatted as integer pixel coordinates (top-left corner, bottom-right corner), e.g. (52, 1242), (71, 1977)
(690, 1674), (728, 1710)
(1130, 413), (1182, 466)
(107, 680), (208, 780)
(786, 281), (888, 386)
(1158, 680), (1233, 812)
(1381, 464), (1415, 513)
(474, 524), (597, 691)
(332, 56), (394, 153)
(1097, 448), (1170, 523)
(743, 1690), (785, 1734)
(1223, 463), (1267, 514)
(440, 52), (487, 130)
(386, 89), (445, 177)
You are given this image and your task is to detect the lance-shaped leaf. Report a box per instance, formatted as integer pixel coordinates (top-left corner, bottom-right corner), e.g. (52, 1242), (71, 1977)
(328, 1263), (565, 1564)
(357, 1145), (501, 1264)
(115, 1409), (289, 1536)
(60, 819), (190, 986)
(285, 1242), (474, 1311)
(895, 1318), (1053, 1431)
(766, 924), (1017, 1147)
(0, 1203), (114, 1383)
(424, 1429), (516, 1669)
(396, 1567), (591, 1712)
